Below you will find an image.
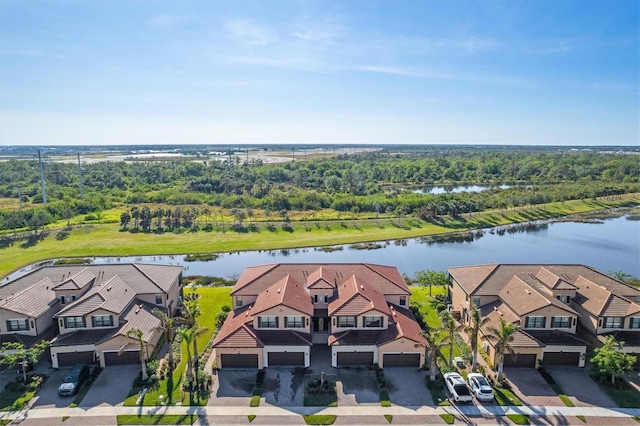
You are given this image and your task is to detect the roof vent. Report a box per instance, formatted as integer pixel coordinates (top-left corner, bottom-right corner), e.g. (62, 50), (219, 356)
(135, 304), (141, 314)
(106, 285), (112, 291)
(277, 288), (281, 293)
(525, 289), (530, 294)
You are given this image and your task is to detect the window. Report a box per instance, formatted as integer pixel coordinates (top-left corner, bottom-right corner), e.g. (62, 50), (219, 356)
(551, 316), (571, 328)
(155, 294), (163, 305)
(235, 297), (243, 307)
(525, 316), (546, 328)
(65, 316), (85, 329)
(71, 295), (76, 301)
(60, 296), (66, 305)
(258, 316), (278, 328)
(314, 295), (319, 304)
(630, 318), (640, 329)
(92, 315), (113, 327)
(363, 316), (383, 328)
(6, 319), (29, 332)
(473, 296), (481, 307)
(399, 296), (406, 306)
(284, 316), (304, 328)
(603, 317), (623, 329)
(324, 295), (329, 303)
(337, 316), (356, 327)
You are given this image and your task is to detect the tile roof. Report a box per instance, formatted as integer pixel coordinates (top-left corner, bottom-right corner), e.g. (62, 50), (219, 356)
(377, 305), (427, 347)
(52, 268), (96, 291)
(251, 275), (314, 316)
(526, 329), (587, 346)
(447, 264), (500, 295)
(480, 300), (521, 335)
(329, 330), (383, 346)
(600, 330), (640, 347)
(0, 277), (59, 317)
(50, 328), (114, 347)
(3, 263), (181, 298)
(106, 301), (162, 343)
(213, 305), (260, 348)
(306, 266), (336, 289)
(255, 330), (312, 346)
(329, 275), (391, 317)
(573, 275), (640, 317)
(508, 329), (545, 348)
(534, 267), (577, 291)
(55, 276), (135, 317)
(232, 263), (410, 297)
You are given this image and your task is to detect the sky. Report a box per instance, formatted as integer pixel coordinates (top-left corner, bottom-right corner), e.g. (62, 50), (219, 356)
(0, 0), (638, 146)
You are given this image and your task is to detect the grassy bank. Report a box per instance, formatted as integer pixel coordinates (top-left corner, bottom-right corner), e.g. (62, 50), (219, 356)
(1, 195), (638, 279)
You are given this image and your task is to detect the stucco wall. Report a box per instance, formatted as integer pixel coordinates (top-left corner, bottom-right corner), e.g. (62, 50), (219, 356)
(252, 305), (311, 332)
(522, 305), (578, 333)
(331, 308), (388, 332)
(50, 344), (96, 369)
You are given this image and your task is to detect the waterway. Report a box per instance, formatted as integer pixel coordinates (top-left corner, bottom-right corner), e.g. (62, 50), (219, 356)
(4, 214), (638, 282)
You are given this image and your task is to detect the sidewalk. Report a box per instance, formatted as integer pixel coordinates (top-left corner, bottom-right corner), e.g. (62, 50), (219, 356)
(2, 403), (639, 421)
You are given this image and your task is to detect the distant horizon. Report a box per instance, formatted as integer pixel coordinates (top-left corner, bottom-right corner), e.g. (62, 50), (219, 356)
(1, 1), (638, 146)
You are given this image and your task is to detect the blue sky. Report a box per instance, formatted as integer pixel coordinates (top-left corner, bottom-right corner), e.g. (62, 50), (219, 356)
(0, 0), (638, 146)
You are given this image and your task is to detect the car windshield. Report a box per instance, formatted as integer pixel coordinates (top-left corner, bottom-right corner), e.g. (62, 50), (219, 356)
(480, 388), (493, 394)
(63, 373), (78, 383)
(475, 377), (489, 386)
(454, 384), (471, 395)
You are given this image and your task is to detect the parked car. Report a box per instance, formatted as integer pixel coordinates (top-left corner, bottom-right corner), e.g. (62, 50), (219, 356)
(444, 372), (473, 403)
(58, 364), (90, 396)
(467, 373), (495, 401)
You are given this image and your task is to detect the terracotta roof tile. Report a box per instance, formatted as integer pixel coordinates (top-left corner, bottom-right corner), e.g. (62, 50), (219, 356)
(377, 305), (427, 346)
(448, 264), (500, 295)
(213, 305), (260, 348)
(329, 275), (391, 317)
(251, 275), (314, 316)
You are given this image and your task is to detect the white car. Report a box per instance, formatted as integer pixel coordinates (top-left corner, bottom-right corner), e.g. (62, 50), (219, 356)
(443, 372), (473, 403)
(467, 373), (494, 401)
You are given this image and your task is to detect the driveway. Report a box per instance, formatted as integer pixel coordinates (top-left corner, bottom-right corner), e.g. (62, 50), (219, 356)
(208, 369), (256, 406)
(80, 364), (139, 407)
(335, 367), (379, 406)
(504, 368), (561, 406)
(384, 367), (431, 406)
(545, 366), (617, 407)
(30, 367), (74, 408)
(263, 367), (306, 406)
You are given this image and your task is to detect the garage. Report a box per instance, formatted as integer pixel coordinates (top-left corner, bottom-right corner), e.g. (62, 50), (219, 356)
(56, 351), (95, 367)
(220, 354), (258, 369)
(503, 353), (536, 368)
(267, 352), (304, 366)
(104, 350), (139, 365)
(337, 351), (374, 366)
(383, 353), (421, 367)
(543, 351), (580, 366)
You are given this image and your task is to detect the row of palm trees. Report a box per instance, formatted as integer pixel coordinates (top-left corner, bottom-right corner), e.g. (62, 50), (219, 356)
(422, 304), (517, 383)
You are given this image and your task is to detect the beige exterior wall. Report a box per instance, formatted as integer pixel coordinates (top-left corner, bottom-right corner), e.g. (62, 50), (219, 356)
(0, 310), (36, 336)
(596, 314), (639, 334)
(449, 279), (469, 313)
(252, 305), (311, 333)
(50, 344), (96, 369)
(521, 306), (578, 333)
(263, 345), (311, 367)
(96, 332), (161, 368)
(331, 309), (388, 332)
(331, 345), (378, 367)
(214, 347), (264, 369)
(378, 337), (425, 368)
(55, 288), (89, 306)
(384, 294), (410, 309)
(34, 306), (58, 335)
(233, 295), (257, 310)
(309, 288), (333, 309)
(136, 293), (166, 309)
(571, 304), (598, 334)
(58, 308), (122, 335)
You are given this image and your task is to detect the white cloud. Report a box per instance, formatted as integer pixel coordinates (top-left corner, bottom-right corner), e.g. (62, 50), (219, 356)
(225, 20), (277, 46)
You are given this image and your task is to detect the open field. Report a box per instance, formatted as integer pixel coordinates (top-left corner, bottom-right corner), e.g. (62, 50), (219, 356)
(1, 195), (638, 279)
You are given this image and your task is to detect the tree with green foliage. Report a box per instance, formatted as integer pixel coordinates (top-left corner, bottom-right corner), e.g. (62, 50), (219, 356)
(414, 270), (449, 297)
(126, 327), (148, 381)
(153, 308), (174, 370)
(590, 335), (637, 385)
(439, 310), (456, 368)
(458, 304), (489, 372)
(484, 317), (517, 382)
(423, 329), (447, 382)
(0, 340), (49, 382)
(28, 209), (52, 235)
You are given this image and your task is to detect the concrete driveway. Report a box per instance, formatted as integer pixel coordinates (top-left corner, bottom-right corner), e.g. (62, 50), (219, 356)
(335, 367), (379, 406)
(29, 367), (74, 408)
(545, 366), (617, 408)
(208, 369), (256, 406)
(504, 368), (561, 406)
(79, 364), (139, 407)
(263, 367), (306, 406)
(384, 367), (431, 406)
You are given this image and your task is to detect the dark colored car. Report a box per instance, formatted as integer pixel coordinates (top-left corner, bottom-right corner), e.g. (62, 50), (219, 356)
(58, 364), (90, 396)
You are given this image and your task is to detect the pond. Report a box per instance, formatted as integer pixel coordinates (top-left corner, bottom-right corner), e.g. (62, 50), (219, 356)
(4, 214), (638, 282)
(409, 184), (518, 194)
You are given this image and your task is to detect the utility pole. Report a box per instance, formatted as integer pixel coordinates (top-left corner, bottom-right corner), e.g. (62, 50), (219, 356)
(77, 152), (84, 200)
(38, 149), (47, 204)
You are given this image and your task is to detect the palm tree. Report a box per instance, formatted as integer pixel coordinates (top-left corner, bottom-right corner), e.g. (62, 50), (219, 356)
(126, 327), (148, 381)
(423, 329), (447, 382)
(176, 326), (206, 392)
(439, 310), (456, 368)
(153, 308), (174, 370)
(458, 304), (489, 372)
(484, 317), (517, 382)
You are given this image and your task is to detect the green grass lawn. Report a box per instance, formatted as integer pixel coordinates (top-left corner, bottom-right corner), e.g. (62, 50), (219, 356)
(595, 379), (640, 408)
(123, 287), (232, 406)
(303, 415), (337, 425)
(506, 414), (530, 425)
(493, 387), (523, 406)
(2, 195), (637, 279)
(0, 375), (46, 411)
